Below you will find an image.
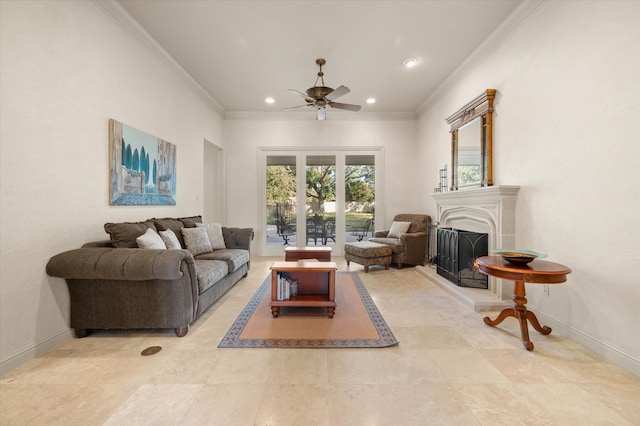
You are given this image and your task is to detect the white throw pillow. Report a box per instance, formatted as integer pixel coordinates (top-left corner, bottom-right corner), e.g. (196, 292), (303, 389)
(159, 229), (182, 249)
(387, 221), (411, 239)
(136, 228), (167, 249)
(196, 222), (226, 250)
(182, 227), (213, 256)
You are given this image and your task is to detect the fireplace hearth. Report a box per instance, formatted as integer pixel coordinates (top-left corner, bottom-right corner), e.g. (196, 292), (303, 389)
(437, 228), (488, 289)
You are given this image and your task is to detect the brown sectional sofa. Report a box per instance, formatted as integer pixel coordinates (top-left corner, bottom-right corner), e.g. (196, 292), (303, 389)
(46, 216), (252, 337)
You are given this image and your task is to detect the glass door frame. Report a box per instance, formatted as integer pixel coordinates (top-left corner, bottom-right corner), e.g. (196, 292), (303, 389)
(258, 146), (384, 257)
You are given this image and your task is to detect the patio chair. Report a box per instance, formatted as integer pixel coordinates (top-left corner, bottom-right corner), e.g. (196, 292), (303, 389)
(276, 218), (295, 245)
(306, 219), (322, 245)
(323, 220), (336, 244)
(350, 219), (372, 242)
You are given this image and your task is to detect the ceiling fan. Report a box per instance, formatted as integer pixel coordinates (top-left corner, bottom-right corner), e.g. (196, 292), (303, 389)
(284, 58), (361, 120)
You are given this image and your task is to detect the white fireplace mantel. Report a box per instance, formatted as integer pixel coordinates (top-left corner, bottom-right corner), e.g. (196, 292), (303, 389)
(418, 185), (520, 311)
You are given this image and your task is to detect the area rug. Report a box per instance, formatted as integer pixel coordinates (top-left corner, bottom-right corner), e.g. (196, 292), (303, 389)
(218, 272), (398, 348)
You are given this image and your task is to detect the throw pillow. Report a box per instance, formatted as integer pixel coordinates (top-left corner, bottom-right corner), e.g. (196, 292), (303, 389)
(179, 215), (203, 228)
(387, 221), (411, 239)
(136, 228), (167, 249)
(152, 217), (186, 248)
(182, 227), (213, 256)
(159, 229), (182, 249)
(104, 220), (157, 248)
(196, 223), (226, 250)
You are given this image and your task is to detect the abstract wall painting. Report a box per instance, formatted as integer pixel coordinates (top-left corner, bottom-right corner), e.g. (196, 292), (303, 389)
(109, 119), (176, 205)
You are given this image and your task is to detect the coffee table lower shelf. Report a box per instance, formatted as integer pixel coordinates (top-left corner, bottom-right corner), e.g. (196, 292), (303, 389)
(270, 295), (337, 318)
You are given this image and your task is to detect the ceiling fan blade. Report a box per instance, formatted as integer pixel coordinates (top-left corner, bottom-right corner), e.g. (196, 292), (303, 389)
(329, 102), (361, 111)
(317, 107), (326, 121)
(282, 104), (313, 111)
(325, 85), (350, 101)
(287, 89), (314, 103)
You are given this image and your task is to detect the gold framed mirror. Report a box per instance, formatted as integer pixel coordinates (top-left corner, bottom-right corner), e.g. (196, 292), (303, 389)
(446, 89), (496, 190)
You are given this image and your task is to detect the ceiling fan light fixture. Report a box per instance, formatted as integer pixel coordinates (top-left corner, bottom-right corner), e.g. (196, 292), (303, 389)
(366, 98), (376, 104)
(265, 97), (275, 104)
(284, 59), (361, 119)
(402, 57), (419, 68)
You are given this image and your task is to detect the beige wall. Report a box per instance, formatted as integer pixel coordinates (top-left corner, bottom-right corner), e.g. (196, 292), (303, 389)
(0, 1), (224, 373)
(417, 0), (640, 373)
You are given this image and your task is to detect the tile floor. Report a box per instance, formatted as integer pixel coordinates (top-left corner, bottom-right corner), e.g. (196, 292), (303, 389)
(1, 257), (639, 425)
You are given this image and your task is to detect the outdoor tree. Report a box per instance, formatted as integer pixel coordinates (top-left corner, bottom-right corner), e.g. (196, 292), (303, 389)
(266, 165), (296, 206)
(306, 165), (335, 214)
(345, 165), (374, 202)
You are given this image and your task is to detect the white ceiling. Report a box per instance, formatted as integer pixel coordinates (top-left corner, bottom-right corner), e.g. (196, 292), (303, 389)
(117, 0), (523, 114)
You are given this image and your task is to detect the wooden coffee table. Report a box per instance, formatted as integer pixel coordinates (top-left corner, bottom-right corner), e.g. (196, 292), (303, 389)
(269, 261), (338, 318)
(475, 256), (572, 350)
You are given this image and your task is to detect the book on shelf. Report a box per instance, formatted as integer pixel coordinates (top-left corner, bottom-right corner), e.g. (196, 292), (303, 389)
(277, 272), (291, 301)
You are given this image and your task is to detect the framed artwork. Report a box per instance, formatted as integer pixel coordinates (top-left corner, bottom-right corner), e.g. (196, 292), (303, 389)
(109, 119), (176, 205)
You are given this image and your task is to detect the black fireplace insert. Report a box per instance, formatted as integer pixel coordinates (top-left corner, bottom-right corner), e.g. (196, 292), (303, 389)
(436, 228), (488, 289)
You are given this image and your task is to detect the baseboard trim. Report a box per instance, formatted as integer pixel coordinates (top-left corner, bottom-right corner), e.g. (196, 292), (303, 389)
(0, 328), (73, 376)
(527, 308), (639, 377)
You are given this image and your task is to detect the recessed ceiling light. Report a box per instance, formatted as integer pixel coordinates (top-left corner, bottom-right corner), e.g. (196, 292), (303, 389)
(366, 98), (376, 104)
(265, 97), (275, 104)
(402, 57), (419, 68)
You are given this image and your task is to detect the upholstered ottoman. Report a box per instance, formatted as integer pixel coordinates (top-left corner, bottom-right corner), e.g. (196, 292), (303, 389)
(345, 241), (393, 273)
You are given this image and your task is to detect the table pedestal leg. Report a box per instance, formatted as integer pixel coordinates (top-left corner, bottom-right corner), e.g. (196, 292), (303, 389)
(483, 280), (551, 351)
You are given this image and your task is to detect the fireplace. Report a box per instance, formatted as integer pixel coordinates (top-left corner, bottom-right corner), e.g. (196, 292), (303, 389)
(426, 185), (520, 309)
(437, 228), (488, 288)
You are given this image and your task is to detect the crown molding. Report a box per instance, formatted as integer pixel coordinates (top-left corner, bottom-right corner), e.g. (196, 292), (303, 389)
(93, 0), (225, 114)
(224, 111), (417, 121)
(417, 0), (546, 114)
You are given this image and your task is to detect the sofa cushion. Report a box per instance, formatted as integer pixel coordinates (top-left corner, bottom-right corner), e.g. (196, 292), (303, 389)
(182, 227), (213, 256)
(104, 220), (157, 248)
(388, 221), (411, 238)
(136, 228), (167, 249)
(194, 259), (229, 293)
(196, 223), (226, 249)
(159, 229), (182, 249)
(152, 218), (186, 248)
(369, 237), (403, 254)
(195, 249), (249, 272)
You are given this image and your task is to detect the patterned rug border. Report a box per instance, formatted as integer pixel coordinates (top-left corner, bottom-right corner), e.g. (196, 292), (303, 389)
(218, 271), (398, 348)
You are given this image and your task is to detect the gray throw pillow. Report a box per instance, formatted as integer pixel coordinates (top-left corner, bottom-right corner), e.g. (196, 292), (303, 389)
(196, 223), (227, 250)
(159, 229), (182, 249)
(182, 227), (212, 256)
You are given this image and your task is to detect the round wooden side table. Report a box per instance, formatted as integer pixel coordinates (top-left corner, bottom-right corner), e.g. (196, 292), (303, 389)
(475, 256), (572, 351)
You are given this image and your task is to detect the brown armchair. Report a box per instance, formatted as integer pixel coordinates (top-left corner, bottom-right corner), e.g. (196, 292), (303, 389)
(370, 214), (431, 268)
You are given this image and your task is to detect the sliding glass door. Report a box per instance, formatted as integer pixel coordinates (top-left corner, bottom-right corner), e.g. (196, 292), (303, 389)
(305, 155), (336, 246)
(345, 155), (375, 243)
(266, 155), (297, 247)
(260, 148), (382, 256)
